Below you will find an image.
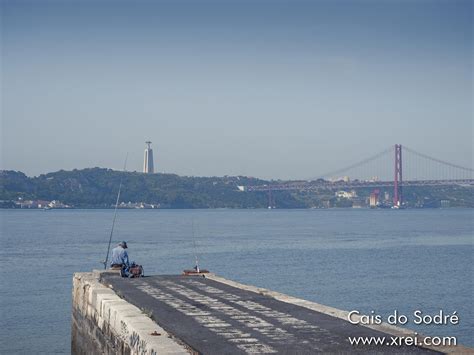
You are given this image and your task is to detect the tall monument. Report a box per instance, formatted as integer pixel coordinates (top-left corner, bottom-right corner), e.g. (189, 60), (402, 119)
(143, 141), (154, 173)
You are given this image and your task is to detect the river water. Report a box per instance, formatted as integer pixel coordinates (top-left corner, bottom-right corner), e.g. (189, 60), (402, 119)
(0, 208), (472, 353)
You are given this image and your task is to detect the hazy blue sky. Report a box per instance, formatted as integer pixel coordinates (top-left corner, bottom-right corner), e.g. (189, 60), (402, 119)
(1, 0), (472, 179)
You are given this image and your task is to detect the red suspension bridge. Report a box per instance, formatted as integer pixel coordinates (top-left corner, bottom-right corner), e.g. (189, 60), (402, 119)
(238, 144), (474, 208)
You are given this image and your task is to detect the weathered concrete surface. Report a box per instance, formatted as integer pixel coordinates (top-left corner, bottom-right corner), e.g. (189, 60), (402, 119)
(99, 273), (471, 355)
(71, 271), (190, 355)
(205, 274), (473, 355)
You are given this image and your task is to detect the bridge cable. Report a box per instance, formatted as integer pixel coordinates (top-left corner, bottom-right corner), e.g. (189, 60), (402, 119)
(312, 146), (393, 180)
(404, 147), (473, 173)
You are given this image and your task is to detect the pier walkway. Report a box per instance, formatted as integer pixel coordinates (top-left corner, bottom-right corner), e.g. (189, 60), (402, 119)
(100, 273), (443, 354)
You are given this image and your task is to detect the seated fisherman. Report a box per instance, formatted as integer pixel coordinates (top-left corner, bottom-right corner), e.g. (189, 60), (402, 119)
(110, 241), (130, 269)
(110, 241), (142, 278)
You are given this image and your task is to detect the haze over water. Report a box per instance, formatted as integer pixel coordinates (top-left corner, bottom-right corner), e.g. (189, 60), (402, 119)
(0, 208), (472, 353)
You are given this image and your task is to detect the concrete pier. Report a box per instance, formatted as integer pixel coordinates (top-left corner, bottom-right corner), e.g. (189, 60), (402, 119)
(72, 272), (471, 354)
(71, 272), (189, 354)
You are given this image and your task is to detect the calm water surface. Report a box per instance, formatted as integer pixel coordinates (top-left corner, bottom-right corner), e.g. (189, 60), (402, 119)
(0, 208), (472, 353)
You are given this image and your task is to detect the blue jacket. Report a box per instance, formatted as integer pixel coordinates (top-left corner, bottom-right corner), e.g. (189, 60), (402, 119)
(111, 246), (129, 266)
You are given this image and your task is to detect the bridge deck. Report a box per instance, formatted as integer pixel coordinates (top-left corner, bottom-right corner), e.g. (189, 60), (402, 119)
(100, 274), (440, 354)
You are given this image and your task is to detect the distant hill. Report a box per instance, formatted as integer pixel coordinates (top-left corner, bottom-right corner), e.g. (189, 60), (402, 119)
(0, 168), (276, 208)
(0, 168), (472, 208)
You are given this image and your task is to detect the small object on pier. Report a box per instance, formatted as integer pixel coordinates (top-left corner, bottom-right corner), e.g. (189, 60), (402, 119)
(120, 263), (144, 278)
(182, 269), (209, 276)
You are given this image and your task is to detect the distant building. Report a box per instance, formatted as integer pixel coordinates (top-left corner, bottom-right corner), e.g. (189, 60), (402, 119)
(335, 190), (357, 199)
(48, 200), (71, 208)
(37, 200), (50, 208)
(440, 200), (450, 208)
(369, 189), (380, 208)
(143, 141), (154, 173)
(329, 176), (350, 183)
(15, 199), (71, 209)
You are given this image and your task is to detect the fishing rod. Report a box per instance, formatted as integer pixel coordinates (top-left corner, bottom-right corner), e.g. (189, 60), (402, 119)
(183, 219), (209, 275)
(191, 219), (200, 273)
(103, 153), (128, 269)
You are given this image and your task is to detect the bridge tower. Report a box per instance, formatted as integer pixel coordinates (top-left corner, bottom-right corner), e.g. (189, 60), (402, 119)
(393, 144), (402, 207)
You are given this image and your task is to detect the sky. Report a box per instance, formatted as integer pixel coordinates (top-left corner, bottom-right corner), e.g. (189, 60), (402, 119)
(1, 0), (472, 179)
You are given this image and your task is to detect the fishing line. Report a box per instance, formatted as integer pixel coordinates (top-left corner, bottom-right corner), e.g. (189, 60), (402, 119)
(191, 219), (200, 272)
(103, 153), (128, 269)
